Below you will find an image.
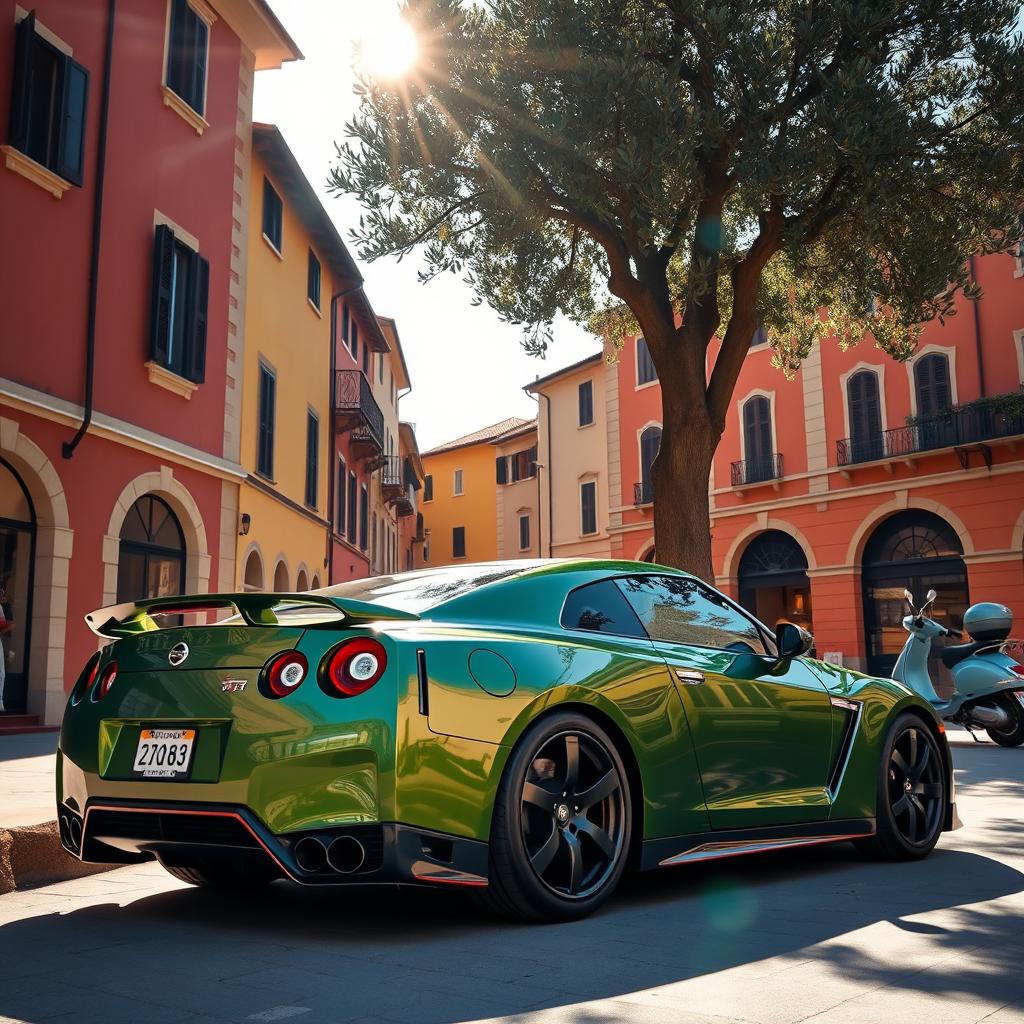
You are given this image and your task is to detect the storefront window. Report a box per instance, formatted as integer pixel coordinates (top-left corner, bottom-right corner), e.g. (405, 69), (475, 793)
(116, 495), (185, 603)
(738, 531), (813, 640)
(0, 459), (35, 715)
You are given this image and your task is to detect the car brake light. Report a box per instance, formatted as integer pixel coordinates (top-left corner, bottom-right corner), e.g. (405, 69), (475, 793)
(264, 651), (308, 698)
(323, 638), (387, 697)
(94, 662), (118, 701)
(1010, 664), (1024, 678)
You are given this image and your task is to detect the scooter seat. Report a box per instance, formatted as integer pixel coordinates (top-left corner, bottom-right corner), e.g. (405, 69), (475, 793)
(940, 640), (993, 669)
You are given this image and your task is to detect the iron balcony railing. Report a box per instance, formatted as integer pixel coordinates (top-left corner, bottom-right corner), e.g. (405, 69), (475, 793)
(334, 370), (384, 453)
(377, 454), (404, 490)
(731, 453), (783, 487)
(633, 481), (653, 506)
(837, 402), (1024, 466)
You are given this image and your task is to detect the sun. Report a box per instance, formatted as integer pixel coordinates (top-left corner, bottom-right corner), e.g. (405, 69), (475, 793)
(357, 9), (419, 80)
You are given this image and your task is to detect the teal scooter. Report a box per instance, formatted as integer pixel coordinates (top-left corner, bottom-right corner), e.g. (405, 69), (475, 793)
(893, 589), (1024, 746)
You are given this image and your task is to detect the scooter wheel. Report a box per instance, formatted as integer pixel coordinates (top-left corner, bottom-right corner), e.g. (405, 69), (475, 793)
(986, 693), (1024, 747)
(856, 713), (946, 861)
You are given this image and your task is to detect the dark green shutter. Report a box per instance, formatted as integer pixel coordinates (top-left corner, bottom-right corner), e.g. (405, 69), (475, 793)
(56, 56), (88, 185)
(8, 13), (36, 154)
(149, 225), (176, 367)
(496, 455), (507, 484)
(186, 253), (209, 383)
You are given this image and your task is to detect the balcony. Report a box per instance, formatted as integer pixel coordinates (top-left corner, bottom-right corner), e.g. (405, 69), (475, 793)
(633, 481), (653, 506)
(334, 370), (384, 458)
(376, 455), (415, 516)
(837, 397), (1024, 470)
(731, 453), (783, 488)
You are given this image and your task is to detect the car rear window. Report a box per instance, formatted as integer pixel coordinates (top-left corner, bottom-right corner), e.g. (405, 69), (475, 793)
(560, 580), (647, 638)
(317, 564), (534, 614)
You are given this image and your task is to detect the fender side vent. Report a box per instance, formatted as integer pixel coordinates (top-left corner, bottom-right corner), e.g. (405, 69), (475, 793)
(827, 698), (862, 796)
(416, 649), (429, 716)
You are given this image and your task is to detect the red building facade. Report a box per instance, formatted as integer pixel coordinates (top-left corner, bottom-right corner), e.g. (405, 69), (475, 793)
(608, 250), (1024, 674)
(0, 0), (299, 724)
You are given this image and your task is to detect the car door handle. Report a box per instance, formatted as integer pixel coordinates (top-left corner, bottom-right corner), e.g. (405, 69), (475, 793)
(674, 668), (705, 685)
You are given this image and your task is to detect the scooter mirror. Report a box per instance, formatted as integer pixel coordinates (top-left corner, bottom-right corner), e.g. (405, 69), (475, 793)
(925, 588), (937, 604)
(904, 588), (915, 605)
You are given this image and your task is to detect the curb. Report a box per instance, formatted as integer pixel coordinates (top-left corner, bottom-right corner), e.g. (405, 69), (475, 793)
(0, 821), (115, 895)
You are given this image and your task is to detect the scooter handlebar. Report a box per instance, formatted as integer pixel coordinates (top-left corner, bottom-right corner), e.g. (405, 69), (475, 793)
(945, 627), (963, 639)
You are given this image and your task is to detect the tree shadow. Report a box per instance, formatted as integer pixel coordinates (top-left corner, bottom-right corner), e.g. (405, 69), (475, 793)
(0, 842), (1021, 1024)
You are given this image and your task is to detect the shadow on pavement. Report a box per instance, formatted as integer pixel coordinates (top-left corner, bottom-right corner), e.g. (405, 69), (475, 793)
(0, 840), (1021, 1024)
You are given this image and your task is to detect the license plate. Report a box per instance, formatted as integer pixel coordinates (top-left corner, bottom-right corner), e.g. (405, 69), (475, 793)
(132, 728), (196, 780)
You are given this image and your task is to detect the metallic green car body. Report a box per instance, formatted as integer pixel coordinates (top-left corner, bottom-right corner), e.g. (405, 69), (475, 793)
(57, 559), (956, 890)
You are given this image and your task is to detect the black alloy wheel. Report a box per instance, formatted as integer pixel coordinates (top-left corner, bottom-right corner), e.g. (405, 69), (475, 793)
(856, 713), (946, 861)
(520, 730), (627, 900)
(482, 711), (632, 921)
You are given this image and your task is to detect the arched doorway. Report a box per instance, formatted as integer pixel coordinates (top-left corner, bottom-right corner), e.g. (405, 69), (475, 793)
(738, 531), (812, 635)
(243, 549), (264, 592)
(296, 568), (309, 592)
(0, 457), (36, 715)
(116, 495), (186, 602)
(273, 560), (289, 593)
(862, 510), (968, 687)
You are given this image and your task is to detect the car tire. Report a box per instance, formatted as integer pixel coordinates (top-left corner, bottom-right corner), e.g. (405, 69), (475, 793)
(985, 693), (1024, 747)
(163, 858), (277, 889)
(855, 713), (946, 861)
(480, 710), (632, 922)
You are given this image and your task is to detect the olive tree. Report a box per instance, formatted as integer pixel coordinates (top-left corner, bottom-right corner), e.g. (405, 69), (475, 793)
(330, 0), (1024, 579)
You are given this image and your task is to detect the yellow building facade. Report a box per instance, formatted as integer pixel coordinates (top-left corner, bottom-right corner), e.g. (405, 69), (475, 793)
(419, 418), (533, 566)
(236, 125), (342, 593)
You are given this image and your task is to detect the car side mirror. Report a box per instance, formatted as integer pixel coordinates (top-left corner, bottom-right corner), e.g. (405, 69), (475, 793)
(776, 622), (813, 661)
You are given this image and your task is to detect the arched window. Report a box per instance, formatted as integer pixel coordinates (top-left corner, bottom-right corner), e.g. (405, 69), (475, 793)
(636, 337), (657, 386)
(296, 569), (308, 592)
(116, 495), (185, 603)
(914, 353), (952, 419)
(638, 426), (661, 504)
(862, 510), (968, 688)
(847, 370), (883, 462)
(243, 549), (263, 592)
(741, 396), (774, 482)
(738, 531), (812, 635)
(640, 546), (657, 563)
(273, 560), (289, 593)
(310, 574), (321, 591)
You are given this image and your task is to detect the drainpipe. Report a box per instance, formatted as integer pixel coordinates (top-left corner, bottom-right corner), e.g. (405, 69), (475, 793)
(63, 0), (116, 459)
(968, 255), (986, 398)
(524, 387), (553, 557)
(326, 283), (366, 582)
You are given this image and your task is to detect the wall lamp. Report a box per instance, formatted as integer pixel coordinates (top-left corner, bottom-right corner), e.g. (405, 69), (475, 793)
(239, 513), (252, 536)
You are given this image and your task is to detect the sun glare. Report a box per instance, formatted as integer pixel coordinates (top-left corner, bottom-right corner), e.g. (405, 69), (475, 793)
(358, 10), (419, 80)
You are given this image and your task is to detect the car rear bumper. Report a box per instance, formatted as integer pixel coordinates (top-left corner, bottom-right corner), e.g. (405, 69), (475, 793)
(57, 797), (490, 888)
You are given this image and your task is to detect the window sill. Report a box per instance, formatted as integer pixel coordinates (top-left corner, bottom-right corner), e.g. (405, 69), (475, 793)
(145, 360), (198, 400)
(578, 420), (595, 430)
(635, 379), (659, 392)
(307, 297), (322, 318)
(254, 470), (277, 486)
(161, 85), (209, 136)
(262, 232), (283, 260)
(1, 145), (72, 198)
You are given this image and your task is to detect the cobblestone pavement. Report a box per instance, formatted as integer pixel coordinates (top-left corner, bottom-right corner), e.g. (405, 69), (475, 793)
(0, 732), (1021, 1024)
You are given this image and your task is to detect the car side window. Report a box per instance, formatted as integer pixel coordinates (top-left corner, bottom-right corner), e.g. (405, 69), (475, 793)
(560, 580), (647, 638)
(615, 575), (767, 654)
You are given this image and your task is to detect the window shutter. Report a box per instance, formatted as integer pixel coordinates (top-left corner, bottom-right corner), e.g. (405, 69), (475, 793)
(186, 252), (209, 384)
(56, 56), (89, 185)
(149, 225), (176, 366)
(496, 455), (507, 484)
(191, 14), (208, 116)
(8, 13), (35, 154)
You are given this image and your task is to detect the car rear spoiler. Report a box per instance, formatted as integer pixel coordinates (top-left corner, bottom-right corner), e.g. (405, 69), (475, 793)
(85, 592), (419, 639)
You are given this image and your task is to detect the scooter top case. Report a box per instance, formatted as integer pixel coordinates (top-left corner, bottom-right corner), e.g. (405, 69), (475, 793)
(963, 602), (1013, 643)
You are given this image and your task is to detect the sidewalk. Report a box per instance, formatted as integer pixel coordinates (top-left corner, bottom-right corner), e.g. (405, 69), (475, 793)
(0, 731), (110, 893)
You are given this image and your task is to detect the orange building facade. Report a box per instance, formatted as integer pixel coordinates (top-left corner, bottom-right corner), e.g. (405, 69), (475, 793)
(607, 250), (1024, 674)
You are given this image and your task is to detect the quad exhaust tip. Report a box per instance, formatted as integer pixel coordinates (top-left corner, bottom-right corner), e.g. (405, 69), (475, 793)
(294, 836), (328, 873)
(59, 813), (83, 852)
(326, 835), (366, 874)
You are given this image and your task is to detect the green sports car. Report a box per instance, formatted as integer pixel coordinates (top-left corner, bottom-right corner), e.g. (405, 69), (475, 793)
(58, 559), (959, 921)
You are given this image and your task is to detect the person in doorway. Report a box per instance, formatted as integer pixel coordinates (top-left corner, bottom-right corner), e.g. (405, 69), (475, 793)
(0, 584), (7, 712)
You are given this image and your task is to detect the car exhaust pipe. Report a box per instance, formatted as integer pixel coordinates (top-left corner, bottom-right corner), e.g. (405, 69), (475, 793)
(59, 814), (72, 848)
(294, 836), (328, 873)
(69, 816), (83, 850)
(326, 835), (365, 874)
(965, 702), (1012, 730)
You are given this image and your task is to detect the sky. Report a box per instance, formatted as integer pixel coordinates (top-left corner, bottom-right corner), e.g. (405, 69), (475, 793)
(252, 0), (601, 452)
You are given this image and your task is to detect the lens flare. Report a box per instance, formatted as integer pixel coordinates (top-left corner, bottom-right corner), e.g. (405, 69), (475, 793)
(358, 12), (418, 80)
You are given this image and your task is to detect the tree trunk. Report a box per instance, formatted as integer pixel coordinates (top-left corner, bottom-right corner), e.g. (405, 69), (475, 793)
(648, 327), (717, 582)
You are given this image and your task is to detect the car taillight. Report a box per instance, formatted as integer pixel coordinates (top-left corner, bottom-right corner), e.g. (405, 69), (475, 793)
(94, 662), (118, 701)
(265, 651), (308, 698)
(72, 653), (101, 705)
(1010, 664), (1024, 678)
(323, 638), (387, 697)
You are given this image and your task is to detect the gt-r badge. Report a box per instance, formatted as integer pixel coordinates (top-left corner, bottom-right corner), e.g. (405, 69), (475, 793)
(220, 679), (247, 693)
(167, 642), (189, 667)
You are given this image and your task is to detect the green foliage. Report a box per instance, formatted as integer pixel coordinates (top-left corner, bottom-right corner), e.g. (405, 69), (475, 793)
(905, 388), (1024, 426)
(331, 0), (1024, 396)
